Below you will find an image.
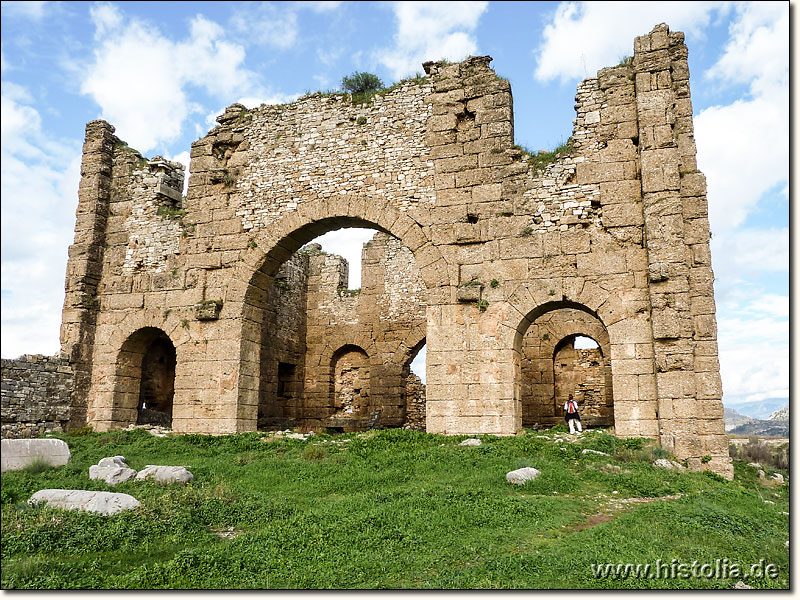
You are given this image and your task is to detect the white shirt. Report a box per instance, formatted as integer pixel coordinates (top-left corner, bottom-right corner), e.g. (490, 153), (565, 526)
(564, 399), (579, 413)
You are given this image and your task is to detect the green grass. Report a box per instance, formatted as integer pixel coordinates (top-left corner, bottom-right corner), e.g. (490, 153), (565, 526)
(1, 428), (789, 589)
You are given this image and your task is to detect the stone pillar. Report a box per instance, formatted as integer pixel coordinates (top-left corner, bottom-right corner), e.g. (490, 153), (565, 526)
(60, 120), (116, 429)
(422, 57), (520, 436)
(634, 24), (731, 478)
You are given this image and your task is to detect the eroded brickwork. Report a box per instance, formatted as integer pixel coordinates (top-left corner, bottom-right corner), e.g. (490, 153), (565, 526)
(1, 355), (73, 438)
(56, 24), (731, 478)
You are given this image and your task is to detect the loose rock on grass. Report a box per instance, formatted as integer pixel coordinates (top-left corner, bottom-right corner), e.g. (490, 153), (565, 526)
(506, 467), (540, 485)
(29, 489), (140, 516)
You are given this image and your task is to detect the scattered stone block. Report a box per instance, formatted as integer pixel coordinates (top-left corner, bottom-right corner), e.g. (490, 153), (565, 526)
(581, 448), (609, 456)
(1, 438), (71, 472)
(601, 464), (622, 474)
(506, 467), (541, 485)
(29, 489), (140, 516)
(460, 438), (482, 447)
(89, 456), (137, 485)
(97, 455), (129, 468)
(136, 465), (194, 484)
(89, 465), (138, 485)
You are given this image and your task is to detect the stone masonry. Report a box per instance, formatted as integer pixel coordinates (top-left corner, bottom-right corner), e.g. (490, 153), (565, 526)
(258, 232), (427, 431)
(1, 355), (74, 438)
(55, 25), (731, 478)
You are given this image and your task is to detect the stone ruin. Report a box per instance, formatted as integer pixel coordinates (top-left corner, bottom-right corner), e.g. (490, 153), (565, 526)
(0, 24), (732, 478)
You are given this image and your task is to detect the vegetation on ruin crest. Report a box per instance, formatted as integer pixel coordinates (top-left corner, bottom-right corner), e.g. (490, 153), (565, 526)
(516, 138), (576, 174)
(0, 428), (788, 589)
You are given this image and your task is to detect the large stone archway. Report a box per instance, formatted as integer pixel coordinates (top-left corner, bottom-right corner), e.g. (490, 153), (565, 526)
(226, 198), (446, 432)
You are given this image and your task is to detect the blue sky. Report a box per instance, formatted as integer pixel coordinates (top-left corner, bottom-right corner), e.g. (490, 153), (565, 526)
(0, 1), (789, 412)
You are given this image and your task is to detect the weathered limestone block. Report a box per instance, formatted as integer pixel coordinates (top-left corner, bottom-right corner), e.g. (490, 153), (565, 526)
(89, 465), (138, 485)
(506, 467), (540, 485)
(1, 439), (71, 472)
(457, 282), (483, 302)
(195, 300), (223, 321)
(460, 438), (482, 447)
(135, 465), (194, 484)
(29, 489), (141, 515)
(89, 455), (137, 485)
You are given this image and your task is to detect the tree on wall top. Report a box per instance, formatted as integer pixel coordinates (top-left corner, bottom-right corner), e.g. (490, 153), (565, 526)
(341, 71), (384, 94)
(341, 72), (384, 103)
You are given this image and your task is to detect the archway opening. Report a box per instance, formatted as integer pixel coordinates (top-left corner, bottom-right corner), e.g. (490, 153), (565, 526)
(402, 339), (426, 430)
(327, 344), (371, 432)
(553, 334), (611, 427)
(248, 222), (428, 432)
(517, 303), (613, 429)
(114, 327), (176, 428)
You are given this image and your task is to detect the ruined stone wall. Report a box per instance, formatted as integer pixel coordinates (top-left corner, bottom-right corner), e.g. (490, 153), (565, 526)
(60, 24), (730, 478)
(258, 250), (310, 428)
(404, 373), (426, 430)
(1, 355), (73, 438)
(302, 232), (427, 430)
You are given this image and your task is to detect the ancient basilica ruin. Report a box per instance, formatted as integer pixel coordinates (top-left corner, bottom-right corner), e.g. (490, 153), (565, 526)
(1, 25), (732, 478)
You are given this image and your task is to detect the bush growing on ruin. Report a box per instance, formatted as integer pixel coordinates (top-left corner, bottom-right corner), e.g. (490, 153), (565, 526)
(341, 71), (384, 95)
(341, 71), (384, 103)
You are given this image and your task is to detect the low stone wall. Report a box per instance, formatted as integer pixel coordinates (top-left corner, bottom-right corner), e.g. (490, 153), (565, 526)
(1, 355), (73, 438)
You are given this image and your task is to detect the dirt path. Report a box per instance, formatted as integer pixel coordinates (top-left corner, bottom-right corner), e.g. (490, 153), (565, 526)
(571, 494), (683, 533)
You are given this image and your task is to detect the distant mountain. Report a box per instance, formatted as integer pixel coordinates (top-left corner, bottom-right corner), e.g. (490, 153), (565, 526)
(723, 407), (754, 433)
(730, 420), (789, 437)
(768, 406), (789, 421)
(726, 402), (789, 437)
(724, 398), (789, 420)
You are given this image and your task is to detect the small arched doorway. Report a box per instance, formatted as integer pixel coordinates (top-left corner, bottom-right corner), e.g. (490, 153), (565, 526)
(327, 344), (371, 431)
(402, 339), (426, 430)
(553, 334), (611, 427)
(114, 327), (176, 428)
(519, 303), (613, 429)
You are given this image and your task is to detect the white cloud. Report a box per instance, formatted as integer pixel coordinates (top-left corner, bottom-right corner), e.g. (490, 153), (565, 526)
(317, 46), (344, 67)
(293, 1), (342, 13)
(90, 2), (123, 40)
(0, 0), (51, 20)
(706, 1), (788, 97)
(310, 228), (378, 288)
(710, 227), (788, 290)
(534, 1), (722, 83)
(82, 10), (262, 153)
(377, 1), (488, 80)
(695, 2), (788, 232)
(231, 3), (299, 49)
(411, 344), (426, 382)
(1, 87), (81, 358)
(717, 299), (788, 405)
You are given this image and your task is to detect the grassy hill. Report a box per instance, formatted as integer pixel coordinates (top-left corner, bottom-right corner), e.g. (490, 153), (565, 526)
(0, 428), (789, 589)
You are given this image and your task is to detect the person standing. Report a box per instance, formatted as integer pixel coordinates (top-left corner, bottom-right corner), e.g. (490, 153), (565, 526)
(564, 393), (582, 434)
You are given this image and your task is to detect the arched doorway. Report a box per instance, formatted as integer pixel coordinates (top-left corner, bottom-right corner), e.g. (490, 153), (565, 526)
(114, 327), (176, 428)
(518, 303), (613, 429)
(401, 339), (426, 430)
(327, 344), (371, 431)
(553, 334), (611, 427)
(240, 214), (434, 432)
